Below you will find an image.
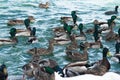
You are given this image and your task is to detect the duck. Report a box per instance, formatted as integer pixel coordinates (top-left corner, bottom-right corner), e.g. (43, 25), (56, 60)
(28, 27), (38, 43)
(0, 64), (8, 80)
(39, 2), (49, 9)
(53, 34), (75, 45)
(15, 19), (34, 36)
(65, 42), (88, 61)
(75, 23), (86, 40)
(63, 47), (111, 77)
(85, 16), (117, 34)
(83, 24), (103, 49)
(7, 16), (35, 26)
(66, 34), (78, 50)
(105, 28), (119, 41)
(111, 40), (120, 63)
(104, 6), (119, 15)
(0, 28), (18, 45)
(84, 47), (111, 76)
(27, 39), (55, 55)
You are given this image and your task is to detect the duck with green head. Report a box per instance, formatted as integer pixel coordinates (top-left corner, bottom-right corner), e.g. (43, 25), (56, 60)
(85, 47), (111, 76)
(28, 27), (38, 43)
(63, 48), (111, 77)
(0, 64), (8, 80)
(15, 19), (32, 36)
(0, 28), (18, 45)
(75, 23), (86, 40)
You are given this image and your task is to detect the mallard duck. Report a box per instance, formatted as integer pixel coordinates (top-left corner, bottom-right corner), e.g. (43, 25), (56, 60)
(86, 16), (117, 34)
(39, 2), (49, 9)
(84, 47), (111, 76)
(111, 40), (120, 63)
(63, 48), (111, 77)
(0, 28), (18, 45)
(27, 39), (54, 55)
(65, 43), (88, 61)
(71, 11), (77, 25)
(7, 16), (35, 26)
(84, 25), (103, 49)
(0, 64), (8, 80)
(105, 6), (119, 15)
(75, 23), (86, 40)
(16, 19), (35, 37)
(28, 27), (38, 43)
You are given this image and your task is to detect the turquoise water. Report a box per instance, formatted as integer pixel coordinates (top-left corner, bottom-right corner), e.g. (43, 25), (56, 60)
(0, 0), (120, 75)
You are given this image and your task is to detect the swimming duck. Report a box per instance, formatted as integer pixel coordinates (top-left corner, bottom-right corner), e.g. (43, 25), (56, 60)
(86, 16), (117, 34)
(7, 16), (35, 26)
(0, 64), (8, 80)
(27, 39), (55, 55)
(111, 40), (120, 63)
(75, 23), (86, 40)
(53, 34), (75, 45)
(63, 48), (111, 77)
(105, 6), (119, 15)
(65, 42), (88, 61)
(16, 19), (34, 36)
(85, 47), (111, 76)
(105, 28), (119, 41)
(28, 27), (38, 43)
(83, 25), (103, 49)
(39, 2), (49, 9)
(0, 28), (18, 45)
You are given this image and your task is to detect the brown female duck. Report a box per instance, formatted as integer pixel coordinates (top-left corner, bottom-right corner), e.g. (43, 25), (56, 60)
(105, 28), (120, 41)
(27, 39), (54, 55)
(39, 2), (49, 9)
(65, 43), (88, 61)
(7, 16), (35, 26)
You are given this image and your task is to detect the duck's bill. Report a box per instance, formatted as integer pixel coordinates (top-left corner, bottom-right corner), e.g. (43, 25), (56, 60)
(107, 51), (112, 57)
(116, 16), (120, 19)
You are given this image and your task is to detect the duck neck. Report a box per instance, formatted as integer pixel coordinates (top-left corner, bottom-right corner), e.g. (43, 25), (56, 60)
(115, 42), (120, 54)
(47, 42), (54, 53)
(115, 7), (118, 12)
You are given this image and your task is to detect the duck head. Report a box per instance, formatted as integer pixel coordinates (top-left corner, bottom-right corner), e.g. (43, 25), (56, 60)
(107, 16), (117, 27)
(30, 27), (36, 36)
(24, 18), (30, 29)
(115, 6), (119, 12)
(78, 23), (83, 32)
(28, 16), (35, 23)
(9, 28), (17, 38)
(0, 64), (8, 80)
(103, 47), (110, 58)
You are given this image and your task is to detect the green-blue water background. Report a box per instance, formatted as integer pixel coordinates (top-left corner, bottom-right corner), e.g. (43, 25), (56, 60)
(0, 0), (120, 75)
